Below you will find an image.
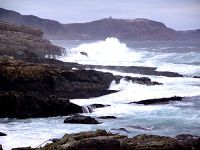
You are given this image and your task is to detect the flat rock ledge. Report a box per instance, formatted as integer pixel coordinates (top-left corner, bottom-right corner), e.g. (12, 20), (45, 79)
(129, 96), (183, 105)
(11, 130), (200, 150)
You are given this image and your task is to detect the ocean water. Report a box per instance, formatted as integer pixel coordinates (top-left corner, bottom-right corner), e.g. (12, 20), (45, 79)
(56, 38), (200, 76)
(1, 38), (200, 150)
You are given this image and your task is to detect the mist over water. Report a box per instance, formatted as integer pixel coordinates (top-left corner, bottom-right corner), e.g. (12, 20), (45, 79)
(1, 38), (200, 150)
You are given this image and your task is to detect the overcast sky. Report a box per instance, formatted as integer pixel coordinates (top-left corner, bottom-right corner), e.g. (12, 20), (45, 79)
(0, 0), (200, 30)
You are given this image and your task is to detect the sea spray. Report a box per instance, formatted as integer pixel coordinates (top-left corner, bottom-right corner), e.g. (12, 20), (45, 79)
(58, 37), (143, 66)
(58, 38), (200, 76)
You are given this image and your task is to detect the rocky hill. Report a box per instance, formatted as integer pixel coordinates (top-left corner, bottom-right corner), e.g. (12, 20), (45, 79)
(63, 18), (183, 40)
(0, 8), (65, 39)
(0, 21), (62, 58)
(0, 8), (199, 40)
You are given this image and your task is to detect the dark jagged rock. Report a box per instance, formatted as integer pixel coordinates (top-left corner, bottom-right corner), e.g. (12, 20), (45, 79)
(40, 130), (122, 150)
(89, 104), (111, 109)
(99, 116), (117, 119)
(53, 130), (120, 150)
(130, 96), (183, 105)
(23, 56), (176, 82)
(0, 144), (2, 150)
(176, 134), (200, 140)
(88, 65), (183, 77)
(121, 134), (182, 150)
(123, 76), (162, 85)
(20, 59), (162, 86)
(21, 57), (179, 79)
(80, 51), (88, 57)
(0, 56), (119, 118)
(22, 57), (72, 68)
(0, 91), (82, 118)
(175, 134), (200, 149)
(0, 56), (164, 118)
(0, 56), (116, 98)
(114, 75), (162, 86)
(21, 130), (200, 150)
(0, 21), (62, 58)
(193, 76), (200, 79)
(64, 115), (100, 124)
(0, 56), (158, 100)
(0, 132), (7, 136)
(1, 8), (200, 41)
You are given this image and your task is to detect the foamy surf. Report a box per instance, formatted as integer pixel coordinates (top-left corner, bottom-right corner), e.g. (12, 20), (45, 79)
(58, 37), (200, 76)
(58, 37), (142, 66)
(1, 39), (200, 150)
(71, 77), (200, 106)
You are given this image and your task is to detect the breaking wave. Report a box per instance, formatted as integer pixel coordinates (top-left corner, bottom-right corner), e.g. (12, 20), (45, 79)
(58, 37), (200, 76)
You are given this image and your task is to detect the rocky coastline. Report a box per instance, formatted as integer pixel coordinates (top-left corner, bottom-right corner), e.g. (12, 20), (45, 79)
(0, 55), (162, 118)
(0, 21), (163, 119)
(10, 130), (200, 150)
(0, 21), (62, 58)
(0, 22), (199, 149)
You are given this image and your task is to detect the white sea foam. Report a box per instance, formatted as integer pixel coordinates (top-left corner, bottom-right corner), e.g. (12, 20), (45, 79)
(156, 63), (200, 76)
(63, 37), (200, 106)
(71, 82), (200, 106)
(1, 39), (200, 150)
(58, 37), (143, 66)
(58, 37), (200, 76)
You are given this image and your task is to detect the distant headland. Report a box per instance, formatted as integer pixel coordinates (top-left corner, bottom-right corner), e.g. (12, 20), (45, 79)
(0, 8), (199, 41)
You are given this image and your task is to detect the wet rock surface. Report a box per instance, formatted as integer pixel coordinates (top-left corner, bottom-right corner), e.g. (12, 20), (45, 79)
(0, 91), (82, 118)
(0, 56), (118, 118)
(0, 132), (7, 136)
(64, 115), (100, 124)
(22, 57), (165, 86)
(24, 58), (162, 86)
(0, 55), (163, 118)
(0, 57), (116, 97)
(18, 130), (200, 150)
(121, 76), (162, 85)
(99, 116), (117, 119)
(129, 96), (183, 105)
(87, 65), (184, 77)
(194, 76), (200, 79)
